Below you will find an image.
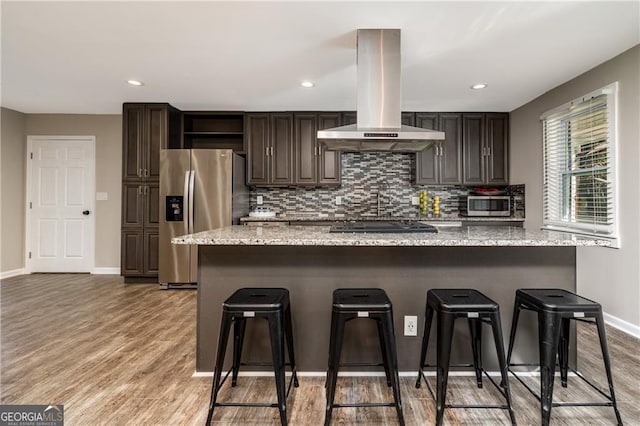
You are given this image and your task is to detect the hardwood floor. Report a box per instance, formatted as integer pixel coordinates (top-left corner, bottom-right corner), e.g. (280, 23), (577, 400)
(1, 274), (638, 425)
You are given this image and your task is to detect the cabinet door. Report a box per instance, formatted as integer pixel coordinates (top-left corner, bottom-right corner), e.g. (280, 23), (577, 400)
(401, 112), (415, 126)
(485, 113), (509, 185)
(122, 104), (144, 180)
(342, 112), (357, 126)
(121, 230), (143, 276)
(318, 113), (342, 185)
(245, 113), (270, 185)
(143, 231), (159, 275)
(415, 113), (439, 184)
(294, 113), (318, 185)
(145, 105), (167, 180)
(144, 182), (160, 228)
(463, 114), (486, 185)
(122, 182), (143, 227)
(439, 113), (463, 185)
(270, 113), (294, 185)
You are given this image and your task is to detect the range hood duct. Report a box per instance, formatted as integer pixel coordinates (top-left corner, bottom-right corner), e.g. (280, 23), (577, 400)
(318, 29), (444, 153)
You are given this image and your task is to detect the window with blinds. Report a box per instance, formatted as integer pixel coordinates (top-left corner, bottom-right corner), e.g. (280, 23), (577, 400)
(541, 83), (617, 241)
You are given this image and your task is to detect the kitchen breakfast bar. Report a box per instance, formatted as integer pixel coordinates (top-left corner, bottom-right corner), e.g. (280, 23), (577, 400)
(173, 225), (610, 373)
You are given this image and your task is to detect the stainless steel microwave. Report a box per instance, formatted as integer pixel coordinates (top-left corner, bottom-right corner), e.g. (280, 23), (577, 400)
(463, 195), (511, 217)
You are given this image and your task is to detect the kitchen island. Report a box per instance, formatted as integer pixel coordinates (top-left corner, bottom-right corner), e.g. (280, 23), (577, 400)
(174, 225), (609, 372)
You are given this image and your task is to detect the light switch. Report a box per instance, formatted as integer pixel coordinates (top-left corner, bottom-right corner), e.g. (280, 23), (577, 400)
(335, 196), (342, 205)
(257, 195), (263, 205)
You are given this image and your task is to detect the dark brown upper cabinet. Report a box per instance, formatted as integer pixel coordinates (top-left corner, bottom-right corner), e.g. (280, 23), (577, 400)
(463, 113), (509, 185)
(341, 111), (414, 127)
(182, 111), (244, 151)
(294, 112), (341, 186)
(122, 103), (180, 181)
(246, 113), (294, 186)
(415, 113), (463, 185)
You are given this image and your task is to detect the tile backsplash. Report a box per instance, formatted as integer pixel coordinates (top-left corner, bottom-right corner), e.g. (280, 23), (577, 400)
(251, 153), (524, 218)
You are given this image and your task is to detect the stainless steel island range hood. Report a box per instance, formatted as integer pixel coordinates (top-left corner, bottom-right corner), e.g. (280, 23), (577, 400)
(318, 29), (444, 152)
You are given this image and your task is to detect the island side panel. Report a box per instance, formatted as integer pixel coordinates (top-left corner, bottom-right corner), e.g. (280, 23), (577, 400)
(197, 245), (576, 372)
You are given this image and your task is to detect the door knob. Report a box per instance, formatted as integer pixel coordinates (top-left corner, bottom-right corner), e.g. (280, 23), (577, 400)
(82, 210), (91, 215)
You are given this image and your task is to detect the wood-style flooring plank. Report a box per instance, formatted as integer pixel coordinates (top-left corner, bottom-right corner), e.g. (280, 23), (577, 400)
(1, 274), (638, 425)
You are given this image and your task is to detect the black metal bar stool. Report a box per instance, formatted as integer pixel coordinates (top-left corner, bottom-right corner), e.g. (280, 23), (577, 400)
(206, 288), (299, 426)
(506, 288), (622, 426)
(324, 288), (404, 426)
(415, 289), (516, 426)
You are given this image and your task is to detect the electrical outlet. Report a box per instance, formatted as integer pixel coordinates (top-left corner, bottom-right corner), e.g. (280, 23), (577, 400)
(335, 196), (342, 205)
(257, 195), (263, 205)
(404, 315), (418, 336)
(411, 196), (419, 206)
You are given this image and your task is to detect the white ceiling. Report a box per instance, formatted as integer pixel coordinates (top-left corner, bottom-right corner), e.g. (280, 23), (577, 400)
(2, 1), (638, 114)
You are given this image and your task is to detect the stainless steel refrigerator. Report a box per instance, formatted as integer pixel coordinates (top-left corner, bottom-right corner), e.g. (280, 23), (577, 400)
(159, 149), (248, 288)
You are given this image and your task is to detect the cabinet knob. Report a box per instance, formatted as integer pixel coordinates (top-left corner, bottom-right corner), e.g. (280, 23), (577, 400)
(82, 210), (91, 216)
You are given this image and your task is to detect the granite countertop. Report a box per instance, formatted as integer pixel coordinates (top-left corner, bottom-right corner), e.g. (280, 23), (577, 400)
(240, 214), (525, 223)
(173, 225), (609, 247)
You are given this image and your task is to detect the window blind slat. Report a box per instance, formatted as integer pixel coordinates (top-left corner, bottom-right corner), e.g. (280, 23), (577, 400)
(542, 89), (616, 237)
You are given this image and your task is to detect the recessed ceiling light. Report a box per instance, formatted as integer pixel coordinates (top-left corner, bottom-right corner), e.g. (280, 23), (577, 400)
(471, 83), (487, 90)
(301, 81), (314, 88)
(127, 80), (144, 86)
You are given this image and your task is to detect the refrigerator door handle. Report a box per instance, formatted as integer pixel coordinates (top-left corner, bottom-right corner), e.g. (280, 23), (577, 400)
(188, 170), (196, 234)
(183, 170), (190, 235)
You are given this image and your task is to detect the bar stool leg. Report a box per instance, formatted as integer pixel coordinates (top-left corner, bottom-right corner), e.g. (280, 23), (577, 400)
(381, 311), (405, 426)
(489, 311), (517, 425)
(594, 311), (623, 425)
(538, 311), (562, 426)
(558, 318), (570, 388)
(377, 320), (392, 386)
(325, 314), (346, 426)
(435, 311), (455, 426)
(506, 299), (522, 366)
(206, 313), (233, 425)
(416, 305), (434, 388)
(468, 317), (483, 388)
(231, 318), (247, 387)
(284, 304), (299, 387)
(268, 312), (288, 426)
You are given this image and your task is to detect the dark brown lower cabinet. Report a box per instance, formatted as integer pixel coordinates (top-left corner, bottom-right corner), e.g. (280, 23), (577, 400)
(121, 230), (159, 278)
(143, 231), (159, 275)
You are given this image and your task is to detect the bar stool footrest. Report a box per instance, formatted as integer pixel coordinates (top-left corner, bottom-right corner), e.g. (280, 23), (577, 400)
(332, 402), (397, 408)
(215, 368), (298, 398)
(507, 366), (618, 407)
(419, 367), (512, 403)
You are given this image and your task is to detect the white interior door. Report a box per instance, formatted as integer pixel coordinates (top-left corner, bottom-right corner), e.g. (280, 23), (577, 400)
(27, 136), (95, 272)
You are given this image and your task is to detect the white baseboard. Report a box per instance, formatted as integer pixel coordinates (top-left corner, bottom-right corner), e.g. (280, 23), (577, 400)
(604, 312), (640, 338)
(92, 267), (120, 275)
(0, 269), (25, 280)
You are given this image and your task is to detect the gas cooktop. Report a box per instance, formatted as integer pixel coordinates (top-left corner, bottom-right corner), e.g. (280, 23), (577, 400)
(329, 221), (438, 234)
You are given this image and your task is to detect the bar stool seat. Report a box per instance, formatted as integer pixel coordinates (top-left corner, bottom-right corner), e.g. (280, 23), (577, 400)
(506, 288), (622, 426)
(415, 289), (516, 426)
(325, 288), (404, 426)
(206, 288), (299, 426)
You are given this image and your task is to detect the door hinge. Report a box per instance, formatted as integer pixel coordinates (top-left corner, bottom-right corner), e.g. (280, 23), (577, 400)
(29, 202), (32, 209)
(30, 152), (33, 159)
(28, 252), (32, 259)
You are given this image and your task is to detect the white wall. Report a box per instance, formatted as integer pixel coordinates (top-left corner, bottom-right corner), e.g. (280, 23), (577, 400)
(510, 45), (640, 332)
